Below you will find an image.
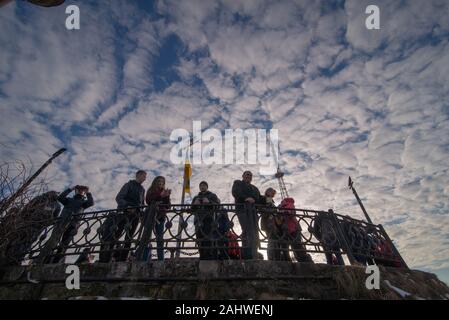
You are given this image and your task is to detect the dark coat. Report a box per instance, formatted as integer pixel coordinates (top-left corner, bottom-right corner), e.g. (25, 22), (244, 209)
(145, 189), (171, 220)
(115, 180), (145, 209)
(58, 189), (94, 218)
(192, 191), (221, 229)
(310, 212), (339, 249)
(231, 180), (262, 205)
(192, 191), (220, 206)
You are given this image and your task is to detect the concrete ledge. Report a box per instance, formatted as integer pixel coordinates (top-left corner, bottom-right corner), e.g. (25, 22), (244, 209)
(0, 260), (448, 300)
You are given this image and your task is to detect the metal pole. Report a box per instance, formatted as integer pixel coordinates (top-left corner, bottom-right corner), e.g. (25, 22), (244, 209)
(175, 145), (190, 258)
(348, 176), (373, 224)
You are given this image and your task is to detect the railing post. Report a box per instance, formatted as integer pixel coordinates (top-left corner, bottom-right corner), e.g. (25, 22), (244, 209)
(246, 203), (259, 259)
(378, 224), (409, 269)
(328, 209), (356, 265)
(34, 211), (73, 264)
(134, 204), (156, 262)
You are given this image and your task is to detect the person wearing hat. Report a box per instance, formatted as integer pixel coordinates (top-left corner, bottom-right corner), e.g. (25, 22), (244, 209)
(192, 181), (221, 260)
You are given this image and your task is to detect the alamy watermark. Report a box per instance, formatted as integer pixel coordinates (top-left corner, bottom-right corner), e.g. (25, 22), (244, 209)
(65, 5), (80, 30)
(365, 265), (380, 290)
(65, 265), (80, 290)
(170, 121), (279, 175)
(365, 5), (380, 30)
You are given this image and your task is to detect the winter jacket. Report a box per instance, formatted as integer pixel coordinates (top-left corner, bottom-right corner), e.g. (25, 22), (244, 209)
(192, 191), (221, 230)
(231, 180), (262, 207)
(145, 188), (171, 220)
(279, 197), (299, 235)
(192, 191), (220, 206)
(260, 197), (279, 235)
(58, 189), (94, 218)
(310, 212), (340, 248)
(115, 180), (145, 209)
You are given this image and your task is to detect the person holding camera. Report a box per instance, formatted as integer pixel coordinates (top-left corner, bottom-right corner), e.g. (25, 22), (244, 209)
(145, 176), (171, 261)
(48, 185), (94, 263)
(192, 181), (221, 260)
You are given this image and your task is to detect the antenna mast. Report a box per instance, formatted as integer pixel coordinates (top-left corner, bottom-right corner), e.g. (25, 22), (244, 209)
(269, 135), (289, 200)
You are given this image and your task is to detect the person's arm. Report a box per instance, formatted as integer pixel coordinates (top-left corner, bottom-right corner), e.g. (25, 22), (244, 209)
(208, 192), (220, 204)
(139, 188), (145, 207)
(57, 188), (72, 206)
(145, 189), (153, 205)
(232, 180), (245, 202)
(163, 194), (171, 206)
(192, 195), (200, 205)
(82, 192), (94, 209)
(116, 183), (129, 208)
(254, 186), (262, 204)
(231, 180), (239, 198)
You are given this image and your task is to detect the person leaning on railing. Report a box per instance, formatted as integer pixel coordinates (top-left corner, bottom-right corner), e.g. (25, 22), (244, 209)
(231, 170), (263, 260)
(98, 170), (146, 263)
(259, 187), (283, 261)
(192, 181), (221, 260)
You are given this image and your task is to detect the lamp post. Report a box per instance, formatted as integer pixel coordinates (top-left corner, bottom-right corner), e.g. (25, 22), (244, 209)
(348, 176), (373, 224)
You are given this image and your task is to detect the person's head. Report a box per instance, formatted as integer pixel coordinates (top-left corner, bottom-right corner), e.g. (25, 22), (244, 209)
(199, 181), (208, 193)
(149, 176), (166, 192)
(74, 185), (88, 196)
(242, 171), (253, 183)
(265, 187), (276, 198)
(135, 170), (147, 184)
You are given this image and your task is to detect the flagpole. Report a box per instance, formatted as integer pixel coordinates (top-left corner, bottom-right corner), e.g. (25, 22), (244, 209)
(175, 144), (191, 258)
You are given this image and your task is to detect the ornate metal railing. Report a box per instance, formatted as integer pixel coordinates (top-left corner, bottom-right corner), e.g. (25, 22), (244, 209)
(0, 203), (408, 269)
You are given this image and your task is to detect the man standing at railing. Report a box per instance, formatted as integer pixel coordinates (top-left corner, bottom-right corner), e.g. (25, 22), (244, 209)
(232, 171), (262, 260)
(99, 170), (146, 263)
(192, 181), (221, 260)
(47, 185), (94, 263)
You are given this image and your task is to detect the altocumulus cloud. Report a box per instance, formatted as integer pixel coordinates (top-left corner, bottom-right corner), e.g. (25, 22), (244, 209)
(0, 0), (448, 282)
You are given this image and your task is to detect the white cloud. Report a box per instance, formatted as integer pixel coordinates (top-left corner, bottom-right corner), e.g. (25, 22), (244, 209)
(0, 0), (448, 272)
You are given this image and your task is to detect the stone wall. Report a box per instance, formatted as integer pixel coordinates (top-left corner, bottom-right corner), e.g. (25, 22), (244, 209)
(1, 260), (448, 300)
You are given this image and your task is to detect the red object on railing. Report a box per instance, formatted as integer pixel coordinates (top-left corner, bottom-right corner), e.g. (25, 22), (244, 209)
(226, 230), (241, 259)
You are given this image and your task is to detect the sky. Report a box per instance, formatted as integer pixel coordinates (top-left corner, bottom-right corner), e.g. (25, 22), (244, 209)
(0, 0), (448, 284)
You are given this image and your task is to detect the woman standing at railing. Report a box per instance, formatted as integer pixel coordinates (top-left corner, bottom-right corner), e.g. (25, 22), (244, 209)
(145, 176), (171, 261)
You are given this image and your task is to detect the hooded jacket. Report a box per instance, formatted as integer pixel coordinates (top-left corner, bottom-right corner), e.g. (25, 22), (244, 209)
(279, 197), (299, 235)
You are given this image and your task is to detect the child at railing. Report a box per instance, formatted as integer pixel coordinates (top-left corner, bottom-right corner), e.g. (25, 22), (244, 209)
(278, 198), (313, 263)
